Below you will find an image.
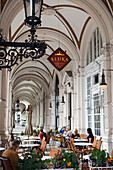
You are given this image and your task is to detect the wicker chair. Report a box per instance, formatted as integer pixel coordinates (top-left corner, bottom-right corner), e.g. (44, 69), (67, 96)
(0, 156), (13, 170)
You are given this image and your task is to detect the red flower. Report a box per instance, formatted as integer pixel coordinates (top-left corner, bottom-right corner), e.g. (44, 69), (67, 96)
(36, 158), (40, 162)
(60, 156), (63, 158)
(54, 153), (56, 155)
(108, 159), (113, 162)
(58, 161), (60, 164)
(55, 157), (57, 159)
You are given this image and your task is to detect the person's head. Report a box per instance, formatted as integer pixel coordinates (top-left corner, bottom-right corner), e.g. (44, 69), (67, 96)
(74, 129), (78, 135)
(63, 126), (66, 131)
(11, 140), (20, 151)
(40, 129), (43, 132)
(66, 126), (70, 131)
(87, 128), (92, 134)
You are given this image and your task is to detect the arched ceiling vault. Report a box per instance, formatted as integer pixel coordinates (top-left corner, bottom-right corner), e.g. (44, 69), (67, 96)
(0, 0), (113, 106)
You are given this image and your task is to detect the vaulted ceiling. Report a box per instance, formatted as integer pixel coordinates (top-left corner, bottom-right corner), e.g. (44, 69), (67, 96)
(0, 0), (112, 107)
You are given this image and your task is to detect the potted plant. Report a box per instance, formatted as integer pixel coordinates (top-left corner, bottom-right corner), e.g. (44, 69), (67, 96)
(16, 149), (79, 169)
(33, 129), (37, 136)
(36, 129), (40, 136)
(16, 150), (43, 170)
(51, 149), (79, 169)
(47, 129), (52, 136)
(89, 149), (113, 168)
(21, 131), (24, 136)
(55, 130), (60, 135)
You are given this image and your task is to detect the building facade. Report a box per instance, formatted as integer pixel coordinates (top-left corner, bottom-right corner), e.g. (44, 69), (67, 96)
(0, 0), (113, 154)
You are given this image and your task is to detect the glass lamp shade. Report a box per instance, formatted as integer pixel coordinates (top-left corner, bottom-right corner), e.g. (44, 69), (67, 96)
(23, 0), (43, 27)
(61, 96), (65, 104)
(100, 71), (107, 89)
(100, 83), (107, 89)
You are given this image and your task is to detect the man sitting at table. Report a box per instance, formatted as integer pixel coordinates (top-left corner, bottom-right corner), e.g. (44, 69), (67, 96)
(2, 140), (20, 170)
(66, 127), (72, 137)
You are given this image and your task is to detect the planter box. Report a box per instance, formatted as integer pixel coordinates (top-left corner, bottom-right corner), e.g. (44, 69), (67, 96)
(36, 168), (76, 170)
(89, 160), (113, 170)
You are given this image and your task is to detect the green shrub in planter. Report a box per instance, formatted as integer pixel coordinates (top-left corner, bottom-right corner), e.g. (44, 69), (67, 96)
(36, 129), (40, 136)
(21, 131), (24, 136)
(51, 149), (79, 169)
(90, 149), (110, 167)
(16, 150), (43, 170)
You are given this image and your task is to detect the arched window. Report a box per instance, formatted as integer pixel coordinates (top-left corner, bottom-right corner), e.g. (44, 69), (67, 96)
(86, 27), (103, 66)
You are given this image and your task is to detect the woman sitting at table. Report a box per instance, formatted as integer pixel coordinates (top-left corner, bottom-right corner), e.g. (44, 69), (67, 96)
(72, 129), (80, 139)
(87, 128), (94, 143)
(39, 129), (47, 143)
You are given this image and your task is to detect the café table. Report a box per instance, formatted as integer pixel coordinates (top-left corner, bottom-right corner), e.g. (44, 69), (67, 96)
(29, 136), (40, 140)
(22, 139), (40, 144)
(19, 143), (40, 148)
(0, 147), (5, 151)
(74, 142), (93, 146)
(74, 142), (93, 151)
(0, 147), (5, 156)
(74, 138), (87, 142)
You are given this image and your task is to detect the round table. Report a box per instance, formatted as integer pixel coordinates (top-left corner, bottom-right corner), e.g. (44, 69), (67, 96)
(19, 143), (40, 148)
(0, 147), (5, 151)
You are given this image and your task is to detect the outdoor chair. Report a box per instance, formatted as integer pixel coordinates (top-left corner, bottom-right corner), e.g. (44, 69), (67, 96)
(40, 140), (47, 155)
(66, 140), (72, 151)
(69, 138), (75, 147)
(80, 134), (87, 139)
(46, 136), (50, 144)
(50, 134), (57, 148)
(0, 156), (13, 170)
(60, 135), (67, 148)
(49, 149), (59, 157)
(96, 137), (102, 150)
(84, 136), (97, 154)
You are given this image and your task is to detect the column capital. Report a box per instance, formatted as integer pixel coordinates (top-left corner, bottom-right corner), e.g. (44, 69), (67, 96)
(102, 43), (113, 56)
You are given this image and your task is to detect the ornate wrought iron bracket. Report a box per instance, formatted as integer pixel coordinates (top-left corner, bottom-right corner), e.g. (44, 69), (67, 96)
(0, 32), (46, 71)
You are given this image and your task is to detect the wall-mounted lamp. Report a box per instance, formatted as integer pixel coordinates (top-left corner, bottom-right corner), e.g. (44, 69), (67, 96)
(100, 69), (107, 89)
(100, 69), (113, 89)
(61, 96), (65, 104)
(49, 102), (52, 109)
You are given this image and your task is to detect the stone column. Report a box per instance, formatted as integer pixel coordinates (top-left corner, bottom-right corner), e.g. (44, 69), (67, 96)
(36, 103), (40, 127)
(8, 80), (13, 133)
(102, 43), (113, 154)
(59, 84), (66, 127)
(73, 71), (80, 131)
(43, 95), (49, 131)
(0, 69), (8, 146)
(79, 67), (86, 134)
(39, 97), (43, 128)
(49, 92), (56, 131)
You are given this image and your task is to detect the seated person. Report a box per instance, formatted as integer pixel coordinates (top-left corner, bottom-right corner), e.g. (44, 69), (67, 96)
(87, 128), (94, 143)
(72, 129), (80, 139)
(59, 126), (64, 135)
(39, 129), (44, 143)
(2, 140), (20, 170)
(66, 127), (72, 137)
(39, 129), (47, 143)
(62, 126), (67, 136)
(59, 126), (66, 147)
